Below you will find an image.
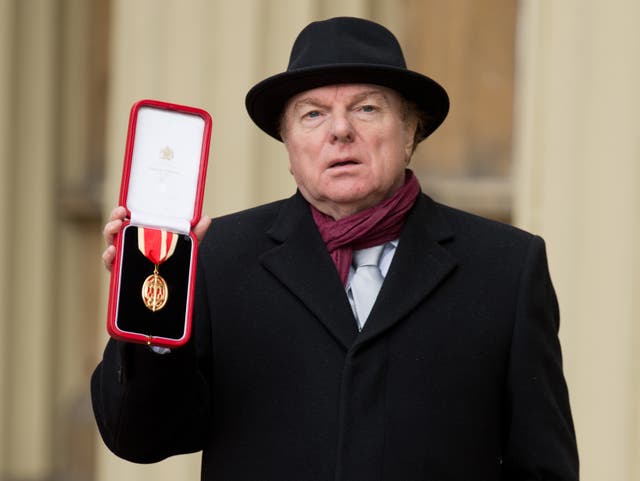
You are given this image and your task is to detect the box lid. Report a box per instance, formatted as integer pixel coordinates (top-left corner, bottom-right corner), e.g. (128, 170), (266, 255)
(119, 99), (212, 233)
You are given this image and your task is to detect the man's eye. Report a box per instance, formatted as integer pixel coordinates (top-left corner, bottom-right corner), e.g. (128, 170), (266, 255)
(304, 110), (321, 119)
(359, 105), (377, 113)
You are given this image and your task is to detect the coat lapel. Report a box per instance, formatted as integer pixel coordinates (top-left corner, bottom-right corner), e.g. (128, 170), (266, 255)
(260, 193), (458, 351)
(354, 195), (458, 348)
(261, 193), (358, 350)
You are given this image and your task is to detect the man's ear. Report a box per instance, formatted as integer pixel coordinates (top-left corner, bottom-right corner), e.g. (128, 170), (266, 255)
(283, 139), (294, 175)
(404, 117), (418, 160)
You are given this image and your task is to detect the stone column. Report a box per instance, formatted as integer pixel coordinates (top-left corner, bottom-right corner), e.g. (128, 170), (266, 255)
(513, 1), (640, 480)
(0, 0), (13, 472)
(0, 0), (59, 478)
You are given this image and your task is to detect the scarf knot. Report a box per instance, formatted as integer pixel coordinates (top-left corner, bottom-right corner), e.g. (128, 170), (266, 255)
(311, 170), (420, 285)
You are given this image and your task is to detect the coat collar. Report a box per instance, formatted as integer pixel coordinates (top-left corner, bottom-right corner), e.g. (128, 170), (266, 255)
(261, 192), (457, 351)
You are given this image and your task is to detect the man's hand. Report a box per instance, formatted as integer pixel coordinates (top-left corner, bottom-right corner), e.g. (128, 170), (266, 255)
(101, 206), (212, 272)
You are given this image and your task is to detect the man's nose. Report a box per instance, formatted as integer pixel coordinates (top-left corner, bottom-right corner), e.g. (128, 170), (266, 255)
(329, 112), (354, 143)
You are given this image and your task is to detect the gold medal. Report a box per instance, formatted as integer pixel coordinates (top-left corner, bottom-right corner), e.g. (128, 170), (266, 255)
(141, 265), (169, 311)
(138, 227), (178, 312)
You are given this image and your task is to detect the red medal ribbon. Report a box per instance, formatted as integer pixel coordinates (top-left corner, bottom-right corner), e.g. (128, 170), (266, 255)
(137, 227), (178, 265)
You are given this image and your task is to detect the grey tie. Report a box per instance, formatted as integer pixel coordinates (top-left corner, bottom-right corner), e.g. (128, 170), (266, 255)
(350, 245), (385, 330)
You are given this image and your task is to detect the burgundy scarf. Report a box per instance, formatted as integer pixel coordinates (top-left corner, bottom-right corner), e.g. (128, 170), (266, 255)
(311, 170), (421, 285)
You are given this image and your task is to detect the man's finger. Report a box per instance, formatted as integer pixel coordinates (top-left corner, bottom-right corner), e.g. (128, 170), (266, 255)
(102, 245), (116, 272)
(103, 219), (123, 247)
(109, 206), (127, 222)
(103, 206), (128, 247)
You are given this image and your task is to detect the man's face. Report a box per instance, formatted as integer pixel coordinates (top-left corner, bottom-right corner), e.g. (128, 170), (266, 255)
(282, 83), (417, 220)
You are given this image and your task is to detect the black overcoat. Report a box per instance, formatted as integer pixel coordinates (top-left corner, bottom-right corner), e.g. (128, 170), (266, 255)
(91, 192), (579, 480)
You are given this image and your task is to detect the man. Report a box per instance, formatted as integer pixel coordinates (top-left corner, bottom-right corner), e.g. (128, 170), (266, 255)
(93, 17), (579, 480)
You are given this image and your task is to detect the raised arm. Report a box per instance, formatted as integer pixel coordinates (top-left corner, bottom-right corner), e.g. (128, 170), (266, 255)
(92, 207), (213, 462)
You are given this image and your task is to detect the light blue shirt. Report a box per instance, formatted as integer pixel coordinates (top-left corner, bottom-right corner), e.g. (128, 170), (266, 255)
(345, 240), (398, 326)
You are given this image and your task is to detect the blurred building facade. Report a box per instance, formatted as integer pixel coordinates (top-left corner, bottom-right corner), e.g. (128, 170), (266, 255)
(0, 1), (638, 480)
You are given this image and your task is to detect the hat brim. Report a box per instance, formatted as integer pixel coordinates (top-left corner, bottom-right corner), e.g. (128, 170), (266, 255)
(245, 64), (449, 142)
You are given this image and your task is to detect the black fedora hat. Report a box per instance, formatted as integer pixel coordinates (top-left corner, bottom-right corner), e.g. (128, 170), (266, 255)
(245, 16), (449, 142)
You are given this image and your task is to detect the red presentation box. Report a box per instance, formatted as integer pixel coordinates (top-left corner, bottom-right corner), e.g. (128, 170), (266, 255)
(107, 99), (211, 348)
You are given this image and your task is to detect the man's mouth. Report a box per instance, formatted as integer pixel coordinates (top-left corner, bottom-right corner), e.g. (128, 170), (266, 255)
(329, 159), (359, 168)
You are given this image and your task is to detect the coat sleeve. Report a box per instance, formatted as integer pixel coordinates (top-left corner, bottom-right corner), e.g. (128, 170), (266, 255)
(501, 235), (579, 480)
(90, 258), (213, 464)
